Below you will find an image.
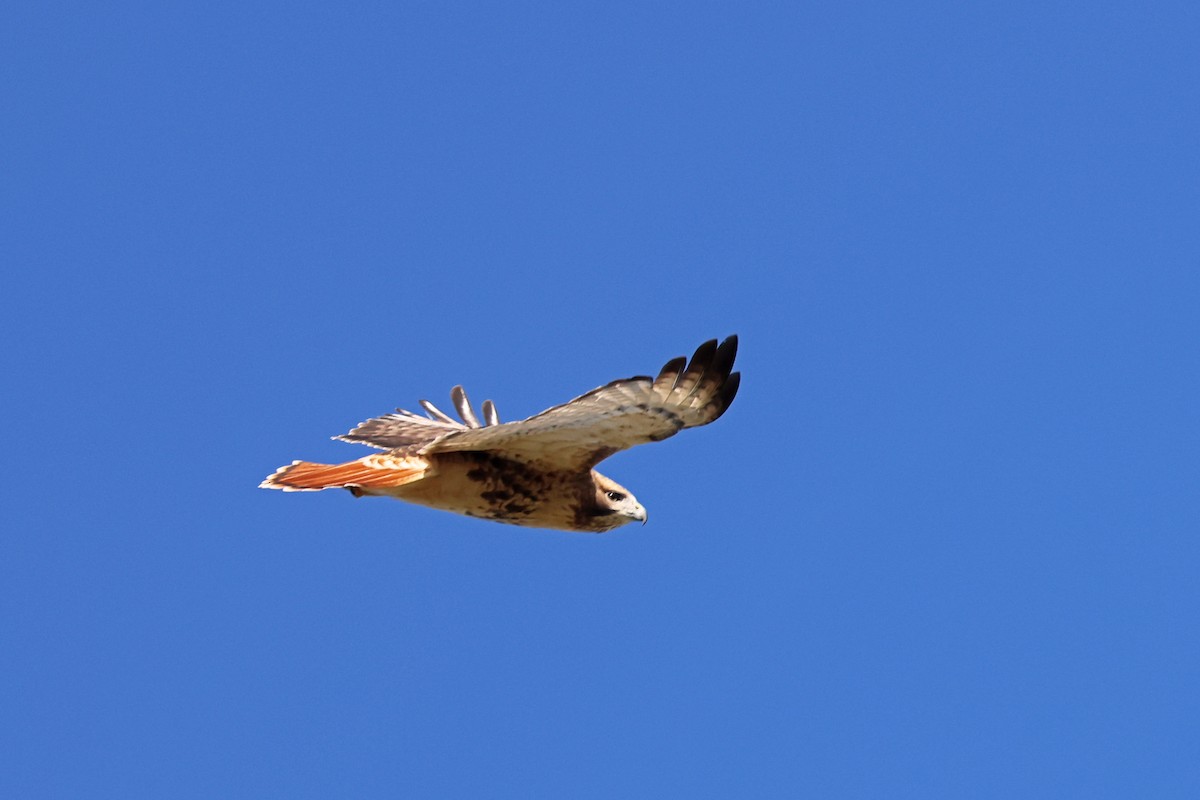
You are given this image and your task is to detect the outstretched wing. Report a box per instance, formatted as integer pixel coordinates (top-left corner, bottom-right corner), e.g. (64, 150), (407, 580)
(335, 386), (502, 453)
(424, 336), (740, 470)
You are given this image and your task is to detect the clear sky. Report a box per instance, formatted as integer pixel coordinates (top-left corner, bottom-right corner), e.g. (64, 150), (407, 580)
(3, 2), (1198, 797)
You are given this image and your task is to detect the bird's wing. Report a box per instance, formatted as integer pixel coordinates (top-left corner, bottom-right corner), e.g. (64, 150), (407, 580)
(423, 336), (740, 470)
(335, 385), (503, 453)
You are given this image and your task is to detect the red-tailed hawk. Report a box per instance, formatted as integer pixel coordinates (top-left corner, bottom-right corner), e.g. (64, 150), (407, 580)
(260, 336), (740, 532)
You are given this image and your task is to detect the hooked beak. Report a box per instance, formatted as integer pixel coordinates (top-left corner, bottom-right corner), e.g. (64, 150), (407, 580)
(635, 505), (648, 525)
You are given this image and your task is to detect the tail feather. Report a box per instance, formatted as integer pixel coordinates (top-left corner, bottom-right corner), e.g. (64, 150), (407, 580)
(260, 454), (427, 493)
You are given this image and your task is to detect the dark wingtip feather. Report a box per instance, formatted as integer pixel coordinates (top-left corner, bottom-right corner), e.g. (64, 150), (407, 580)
(712, 371), (741, 420)
(710, 335), (738, 378)
(687, 338), (719, 371)
(660, 356), (688, 374)
(653, 356), (688, 394)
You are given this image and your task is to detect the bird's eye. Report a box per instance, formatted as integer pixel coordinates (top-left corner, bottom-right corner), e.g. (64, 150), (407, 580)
(605, 491), (626, 502)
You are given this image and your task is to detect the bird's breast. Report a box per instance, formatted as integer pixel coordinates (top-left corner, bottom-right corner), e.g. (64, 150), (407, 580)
(397, 452), (588, 530)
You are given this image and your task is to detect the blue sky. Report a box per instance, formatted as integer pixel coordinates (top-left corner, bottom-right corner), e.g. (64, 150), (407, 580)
(3, 2), (1198, 797)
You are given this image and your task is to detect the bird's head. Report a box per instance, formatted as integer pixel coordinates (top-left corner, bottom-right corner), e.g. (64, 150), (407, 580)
(592, 473), (647, 528)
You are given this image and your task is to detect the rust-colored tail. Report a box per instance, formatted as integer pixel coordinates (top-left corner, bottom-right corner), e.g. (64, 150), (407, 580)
(259, 454), (428, 494)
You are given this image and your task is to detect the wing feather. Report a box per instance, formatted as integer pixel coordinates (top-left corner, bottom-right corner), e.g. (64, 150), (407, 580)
(425, 336), (740, 470)
(652, 356), (687, 395)
(419, 399), (459, 425)
(666, 338), (717, 406)
(335, 387), (504, 451)
(451, 385), (481, 428)
(482, 399), (500, 426)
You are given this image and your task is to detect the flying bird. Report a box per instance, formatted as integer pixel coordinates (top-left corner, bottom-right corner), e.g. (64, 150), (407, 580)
(260, 336), (740, 532)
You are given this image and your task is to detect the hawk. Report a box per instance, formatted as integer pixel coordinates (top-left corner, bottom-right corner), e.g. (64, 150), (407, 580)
(260, 336), (740, 532)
